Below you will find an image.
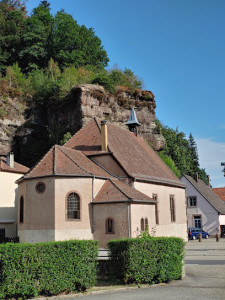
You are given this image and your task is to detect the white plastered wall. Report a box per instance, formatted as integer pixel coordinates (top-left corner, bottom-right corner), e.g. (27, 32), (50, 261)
(0, 172), (23, 237)
(134, 181), (188, 241)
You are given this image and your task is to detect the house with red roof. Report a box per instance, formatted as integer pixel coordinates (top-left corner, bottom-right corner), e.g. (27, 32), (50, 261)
(0, 153), (29, 239)
(17, 110), (188, 246)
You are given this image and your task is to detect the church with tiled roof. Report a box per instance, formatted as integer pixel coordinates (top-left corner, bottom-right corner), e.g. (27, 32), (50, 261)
(17, 109), (188, 246)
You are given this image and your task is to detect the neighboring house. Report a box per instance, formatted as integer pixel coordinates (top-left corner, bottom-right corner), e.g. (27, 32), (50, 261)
(17, 111), (188, 246)
(180, 174), (225, 237)
(0, 153), (29, 239)
(213, 187), (225, 236)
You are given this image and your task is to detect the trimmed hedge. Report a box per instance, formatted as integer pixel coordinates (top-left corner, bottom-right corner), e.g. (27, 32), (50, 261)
(108, 237), (184, 284)
(0, 240), (98, 299)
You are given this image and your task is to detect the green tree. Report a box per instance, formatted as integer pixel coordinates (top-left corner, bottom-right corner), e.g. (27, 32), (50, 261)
(52, 10), (108, 69)
(0, 0), (26, 73)
(158, 121), (208, 182)
(188, 133), (199, 173)
(19, 1), (53, 72)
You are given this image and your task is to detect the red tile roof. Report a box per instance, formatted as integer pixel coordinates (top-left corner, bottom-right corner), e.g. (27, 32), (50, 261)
(22, 145), (110, 180)
(213, 187), (225, 202)
(0, 156), (29, 174)
(94, 179), (155, 203)
(65, 118), (183, 187)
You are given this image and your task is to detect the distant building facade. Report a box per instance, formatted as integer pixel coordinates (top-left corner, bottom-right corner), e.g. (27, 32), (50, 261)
(181, 174), (225, 236)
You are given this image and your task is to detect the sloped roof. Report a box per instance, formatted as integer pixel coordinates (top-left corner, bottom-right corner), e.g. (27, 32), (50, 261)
(65, 118), (184, 187)
(213, 187), (225, 202)
(0, 156), (29, 174)
(183, 175), (225, 214)
(94, 179), (155, 203)
(21, 145), (110, 180)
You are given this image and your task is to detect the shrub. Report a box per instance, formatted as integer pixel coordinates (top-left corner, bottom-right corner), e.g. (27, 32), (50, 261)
(0, 240), (98, 299)
(108, 237), (184, 284)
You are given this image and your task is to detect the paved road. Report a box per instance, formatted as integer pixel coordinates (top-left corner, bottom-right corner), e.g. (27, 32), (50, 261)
(40, 239), (225, 300)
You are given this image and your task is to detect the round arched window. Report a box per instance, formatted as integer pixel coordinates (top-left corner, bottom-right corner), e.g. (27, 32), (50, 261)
(35, 182), (46, 194)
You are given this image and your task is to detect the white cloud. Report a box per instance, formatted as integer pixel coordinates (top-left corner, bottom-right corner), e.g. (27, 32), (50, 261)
(196, 138), (225, 188)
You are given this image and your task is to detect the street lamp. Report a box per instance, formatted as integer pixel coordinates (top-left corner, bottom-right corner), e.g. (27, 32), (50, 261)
(221, 162), (225, 176)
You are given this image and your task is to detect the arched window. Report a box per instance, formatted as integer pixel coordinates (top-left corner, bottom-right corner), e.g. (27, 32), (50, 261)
(145, 218), (148, 230)
(106, 218), (114, 234)
(141, 218), (144, 232)
(20, 196), (24, 223)
(67, 193), (80, 220)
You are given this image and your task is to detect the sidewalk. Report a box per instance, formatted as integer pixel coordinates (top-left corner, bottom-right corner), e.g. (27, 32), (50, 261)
(31, 238), (225, 300)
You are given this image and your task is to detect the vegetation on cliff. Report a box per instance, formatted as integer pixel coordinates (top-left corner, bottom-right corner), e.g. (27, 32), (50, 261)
(0, 0), (142, 99)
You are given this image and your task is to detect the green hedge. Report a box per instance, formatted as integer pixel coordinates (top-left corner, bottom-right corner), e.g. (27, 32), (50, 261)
(108, 237), (184, 284)
(0, 240), (98, 299)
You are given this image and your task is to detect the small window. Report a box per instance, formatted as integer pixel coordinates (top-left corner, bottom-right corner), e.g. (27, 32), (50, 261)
(188, 196), (197, 207)
(145, 218), (148, 230)
(0, 228), (5, 238)
(20, 196), (24, 223)
(141, 218), (145, 231)
(67, 192), (80, 220)
(170, 195), (176, 222)
(35, 182), (46, 194)
(106, 218), (114, 234)
(153, 194), (159, 225)
(194, 216), (201, 228)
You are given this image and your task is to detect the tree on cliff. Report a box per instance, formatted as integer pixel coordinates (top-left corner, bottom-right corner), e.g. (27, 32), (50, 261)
(0, 0), (26, 73)
(0, 1), (109, 73)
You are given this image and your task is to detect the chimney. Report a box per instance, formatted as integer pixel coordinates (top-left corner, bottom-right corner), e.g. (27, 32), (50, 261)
(194, 172), (198, 182)
(101, 120), (108, 151)
(6, 152), (14, 168)
(207, 175), (210, 186)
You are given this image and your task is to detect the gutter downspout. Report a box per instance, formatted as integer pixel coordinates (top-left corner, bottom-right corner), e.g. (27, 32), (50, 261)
(91, 176), (95, 234)
(128, 202), (131, 238)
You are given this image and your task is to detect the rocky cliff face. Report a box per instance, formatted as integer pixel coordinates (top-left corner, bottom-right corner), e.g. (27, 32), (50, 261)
(0, 97), (26, 155)
(49, 84), (164, 149)
(0, 84), (165, 167)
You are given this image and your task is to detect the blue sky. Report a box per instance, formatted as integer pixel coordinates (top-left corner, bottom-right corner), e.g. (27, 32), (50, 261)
(26, 0), (225, 187)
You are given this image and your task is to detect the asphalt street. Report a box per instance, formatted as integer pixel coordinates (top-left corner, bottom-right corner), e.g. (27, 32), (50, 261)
(36, 239), (225, 300)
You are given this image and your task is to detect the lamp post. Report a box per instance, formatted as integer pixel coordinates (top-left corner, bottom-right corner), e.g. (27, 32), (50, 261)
(221, 162), (225, 176)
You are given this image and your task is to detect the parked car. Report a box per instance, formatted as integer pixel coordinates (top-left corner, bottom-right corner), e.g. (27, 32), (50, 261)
(188, 228), (209, 240)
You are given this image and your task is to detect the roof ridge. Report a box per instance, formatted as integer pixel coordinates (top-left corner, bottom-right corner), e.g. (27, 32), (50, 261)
(25, 145), (56, 177)
(53, 145), (57, 175)
(94, 117), (101, 132)
(58, 146), (92, 176)
(109, 179), (132, 200)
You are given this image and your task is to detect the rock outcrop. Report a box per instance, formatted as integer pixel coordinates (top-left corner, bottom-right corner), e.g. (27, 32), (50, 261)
(1, 84), (165, 167)
(0, 97), (26, 155)
(49, 84), (165, 150)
